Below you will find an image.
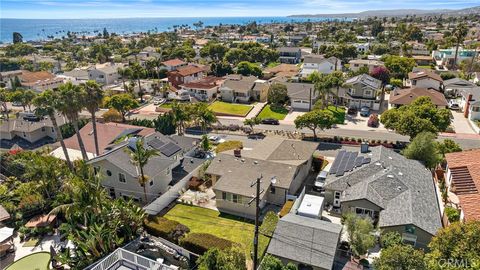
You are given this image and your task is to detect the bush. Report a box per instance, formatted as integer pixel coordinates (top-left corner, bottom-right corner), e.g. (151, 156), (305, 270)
(60, 118), (89, 138)
(445, 206), (460, 223)
(102, 108), (123, 122)
(380, 231), (403, 248)
(367, 114), (379, 127)
(180, 233), (235, 254)
(215, 141), (243, 153)
(144, 216), (190, 243)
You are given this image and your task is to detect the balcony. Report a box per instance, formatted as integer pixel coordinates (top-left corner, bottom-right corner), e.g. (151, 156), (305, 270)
(87, 248), (177, 270)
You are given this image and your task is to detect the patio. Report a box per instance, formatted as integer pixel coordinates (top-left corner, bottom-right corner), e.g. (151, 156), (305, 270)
(178, 188), (217, 210)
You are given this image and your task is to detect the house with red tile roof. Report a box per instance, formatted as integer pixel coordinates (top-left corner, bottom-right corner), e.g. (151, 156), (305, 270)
(405, 69), (443, 91)
(180, 76), (223, 101)
(161, 58), (187, 71)
(168, 65), (205, 88)
(444, 149), (480, 222)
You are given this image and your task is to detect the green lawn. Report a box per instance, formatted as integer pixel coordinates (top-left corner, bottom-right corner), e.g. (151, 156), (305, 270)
(257, 105), (288, 120)
(5, 252), (51, 270)
(325, 105), (346, 124)
(208, 101), (252, 117)
(164, 204), (271, 260)
(159, 103), (173, 108)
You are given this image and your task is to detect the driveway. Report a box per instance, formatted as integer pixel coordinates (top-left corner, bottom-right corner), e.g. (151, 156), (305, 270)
(280, 110), (305, 124)
(341, 113), (388, 132)
(450, 110), (476, 134)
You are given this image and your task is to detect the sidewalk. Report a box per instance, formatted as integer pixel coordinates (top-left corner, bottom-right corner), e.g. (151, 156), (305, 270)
(245, 102), (267, 119)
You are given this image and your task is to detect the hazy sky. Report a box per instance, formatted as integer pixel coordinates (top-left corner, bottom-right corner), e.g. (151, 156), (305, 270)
(1, 0), (479, 19)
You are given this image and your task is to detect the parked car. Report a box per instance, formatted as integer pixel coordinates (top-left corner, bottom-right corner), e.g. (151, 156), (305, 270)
(261, 118), (280, 125)
(12, 101), (22, 107)
(359, 106), (370, 117)
(23, 113), (40, 122)
(208, 135), (225, 145)
(448, 100), (460, 110)
(314, 163), (332, 192)
(347, 107), (358, 115)
(153, 98), (166, 105)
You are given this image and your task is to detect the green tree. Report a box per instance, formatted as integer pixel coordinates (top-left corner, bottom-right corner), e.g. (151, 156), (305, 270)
(200, 42), (229, 61)
(436, 139), (462, 160)
(224, 48), (249, 65)
(373, 244), (426, 270)
(171, 102), (190, 135)
(380, 96), (451, 138)
(243, 117), (261, 131)
(343, 212), (376, 258)
(328, 71), (345, 107)
(130, 62), (146, 103)
(381, 55), (416, 79)
(193, 103), (217, 133)
(294, 110), (335, 141)
(105, 94), (139, 122)
(267, 83), (288, 106)
(57, 82), (89, 161)
(402, 132), (440, 168)
(153, 111), (177, 135)
(236, 61), (262, 77)
(81, 80), (104, 156)
(0, 88), (10, 120)
(33, 89), (74, 171)
(452, 23), (468, 70)
(313, 73), (334, 109)
(261, 254), (297, 270)
(426, 221), (480, 270)
(200, 135), (211, 152)
(197, 248), (246, 270)
(380, 231), (403, 248)
(210, 61), (233, 77)
(125, 138), (159, 203)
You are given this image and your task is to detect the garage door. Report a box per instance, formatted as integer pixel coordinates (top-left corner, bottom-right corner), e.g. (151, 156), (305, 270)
(292, 100), (310, 110)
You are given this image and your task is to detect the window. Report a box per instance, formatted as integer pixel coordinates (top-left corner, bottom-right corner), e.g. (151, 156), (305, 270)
(232, 194), (239, 203)
(364, 90), (372, 96)
(23, 132), (26, 137)
(118, 173), (126, 183)
(41, 127), (45, 132)
(109, 188), (116, 198)
(166, 167), (170, 175)
(270, 186), (276, 194)
(51, 127), (54, 132)
(94, 166), (100, 175)
(412, 80), (416, 86)
(150, 180), (154, 186)
(222, 192), (227, 200)
(472, 106), (480, 112)
(106, 170), (112, 176)
(334, 192), (341, 199)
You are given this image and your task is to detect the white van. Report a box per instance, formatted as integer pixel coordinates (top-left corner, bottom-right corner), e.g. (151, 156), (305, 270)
(314, 162), (332, 191)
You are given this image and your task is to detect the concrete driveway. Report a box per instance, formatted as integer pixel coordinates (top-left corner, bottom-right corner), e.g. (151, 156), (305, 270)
(280, 110), (305, 124)
(341, 113), (388, 132)
(450, 110), (476, 134)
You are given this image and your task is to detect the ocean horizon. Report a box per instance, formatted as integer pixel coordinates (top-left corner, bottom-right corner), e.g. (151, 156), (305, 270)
(0, 17), (346, 44)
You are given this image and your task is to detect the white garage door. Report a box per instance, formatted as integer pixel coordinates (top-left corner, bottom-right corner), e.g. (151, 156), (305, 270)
(292, 100), (311, 110)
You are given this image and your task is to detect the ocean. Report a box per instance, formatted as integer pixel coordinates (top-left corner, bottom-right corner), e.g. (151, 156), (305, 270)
(0, 17), (340, 43)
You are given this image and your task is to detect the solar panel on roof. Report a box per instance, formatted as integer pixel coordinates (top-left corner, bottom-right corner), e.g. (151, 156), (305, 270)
(159, 142), (181, 157)
(148, 138), (165, 150)
(354, 157), (364, 167)
(330, 150), (345, 175)
(346, 152), (358, 171)
(362, 157), (371, 164)
(336, 152), (350, 176)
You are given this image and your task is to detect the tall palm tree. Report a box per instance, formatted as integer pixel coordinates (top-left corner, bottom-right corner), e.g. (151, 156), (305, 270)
(125, 138), (159, 203)
(130, 62), (145, 103)
(171, 102), (190, 135)
(452, 23), (468, 70)
(82, 80), (104, 156)
(329, 71), (345, 108)
(33, 89), (74, 171)
(0, 88), (10, 120)
(57, 82), (89, 161)
(313, 74), (334, 109)
(118, 67), (131, 92)
(195, 103), (217, 134)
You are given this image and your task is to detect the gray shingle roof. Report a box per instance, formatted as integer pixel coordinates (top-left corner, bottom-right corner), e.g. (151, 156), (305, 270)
(324, 146), (442, 236)
(267, 213), (342, 270)
(283, 82), (316, 100)
(345, 74), (381, 90)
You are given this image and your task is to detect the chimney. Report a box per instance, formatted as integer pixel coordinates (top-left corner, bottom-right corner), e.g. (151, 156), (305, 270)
(234, 149), (241, 158)
(464, 94), (473, 118)
(360, 142), (369, 153)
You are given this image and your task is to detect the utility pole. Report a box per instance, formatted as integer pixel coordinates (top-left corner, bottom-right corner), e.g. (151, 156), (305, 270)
(248, 174), (264, 270)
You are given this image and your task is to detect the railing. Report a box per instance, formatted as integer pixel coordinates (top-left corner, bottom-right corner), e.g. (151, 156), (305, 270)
(88, 248), (176, 270)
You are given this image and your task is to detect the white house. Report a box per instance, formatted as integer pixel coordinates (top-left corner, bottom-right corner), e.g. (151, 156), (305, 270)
(88, 64), (121, 85)
(405, 69), (443, 91)
(300, 55), (341, 77)
(349, 59), (385, 73)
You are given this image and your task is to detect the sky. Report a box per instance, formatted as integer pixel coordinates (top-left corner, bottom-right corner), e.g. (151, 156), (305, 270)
(1, 0), (479, 19)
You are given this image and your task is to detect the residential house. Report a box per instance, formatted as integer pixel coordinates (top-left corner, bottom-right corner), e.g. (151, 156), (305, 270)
(277, 47), (302, 64)
(263, 64), (300, 80)
(407, 41), (430, 56)
(161, 58), (187, 71)
(444, 78), (480, 114)
(323, 146), (442, 249)
(389, 87), (448, 109)
(339, 74), (382, 110)
(206, 137), (318, 219)
(348, 59), (384, 73)
(282, 82), (316, 111)
(219, 75), (258, 103)
(88, 132), (200, 204)
(51, 122), (155, 160)
(60, 68), (89, 85)
(267, 213), (342, 270)
(180, 76), (224, 101)
(168, 65), (205, 88)
(0, 113), (68, 147)
(2, 70), (64, 92)
(444, 149), (480, 222)
(300, 55), (341, 77)
(0, 70), (23, 87)
(85, 248), (178, 270)
(433, 48), (480, 69)
(405, 69), (443, 91)
(138, 46), (160, 60)
(412, 55), (434, 66)
(88, 64), (121, 85)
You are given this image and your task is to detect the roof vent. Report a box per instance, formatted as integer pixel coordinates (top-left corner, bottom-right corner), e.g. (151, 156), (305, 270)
(253, 160), (258, 165)
(387, 174), (394, 178)
(397, 186), (402, 190)
(388, 156), (393, 160)
(398, 172), (403, 176)
(241, 159), (245, 163)
(375, 162), (382, 166)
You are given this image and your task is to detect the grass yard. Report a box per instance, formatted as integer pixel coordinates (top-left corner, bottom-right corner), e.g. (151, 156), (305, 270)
(164, 204), (272, 260)
(159, 103), (173, 108)
(325, 105), (346, 124)
(208, 101), (252, 117)
(257, 105), (288, 120)
(22, 237), (40, 247)
(5, 252), (51, 270)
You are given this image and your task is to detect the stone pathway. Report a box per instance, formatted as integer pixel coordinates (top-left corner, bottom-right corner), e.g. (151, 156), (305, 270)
(245, 102), (267, 119)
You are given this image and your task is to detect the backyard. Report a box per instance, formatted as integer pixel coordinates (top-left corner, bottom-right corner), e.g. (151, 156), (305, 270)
(163, 204), (276, 260)
(208, 101), (252, 117)
(257, 105), (288, 120)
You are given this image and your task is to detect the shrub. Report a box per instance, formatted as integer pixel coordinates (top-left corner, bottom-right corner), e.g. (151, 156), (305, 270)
(144, 216), (189, 243)
(103, 108), (123, 122)
(445, 206), (460, 223)
(380, 231), (403, 248)
(180, 233), (235, 254)
(367, 114), (379, 127)
(215, 141), (243, 153)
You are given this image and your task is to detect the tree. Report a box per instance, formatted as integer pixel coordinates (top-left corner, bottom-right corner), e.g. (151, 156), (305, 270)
(452, 23), (468, 70)
(224, 48), (249, 65)
(118, 67), (131, 92)
(130, 62), (146, 102)
(57, 82), (89, 161)
(236, 61), (262, 77)
(10, 90), (27, 111)
(210, 61), (233, 77)
(171, 102), (190, 135)
(153, 111), (177, 135)
(380, 96), (451, 138)
(381, 55), (416, 79)
(105, 94), (139, 122)
(33, 89), (74, 171)
(402, 132), (440, 168)
(294, 110), (335, 141)
(81, 80), (104, 156)
(373, 244), (426, 270)
(371, 20), (385, 37)
(370, 66), (390, 108)
(267, 83), (288, 106)
(426, 221), (480, 270)
(125, 138), (159, 203)
(436, 139), (462, 159)
(197, 248), (246, 270)
(328, 71), (345, 107)
(380, 232), (403, 248)
(200, 135), (211, 152)
(0, 88), (10, 120)
(261, 254), (297, 270)
(343, 212), (376, 258)
(193, 103), (217, 133)
(313, 73), (335, 109)
(200, 42), (229, 61)
(243, 117), (261, 131)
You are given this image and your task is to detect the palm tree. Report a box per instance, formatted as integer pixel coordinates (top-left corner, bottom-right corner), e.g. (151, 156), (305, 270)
(118, 67), (131, 92)
(125, 138), (159, 203)
(82, 80), (104, 156)
(0, 88), (10, 120)
(171, 102), (190, 135)
(243, 117), (261, 132)
(33, 89), (74, 171)
(329, 71), (345, 108)
(452, 23), (468, 70)
(57, 82), (89, 161)
(130, 62), (145, 103)
(313, 74), (334, 109)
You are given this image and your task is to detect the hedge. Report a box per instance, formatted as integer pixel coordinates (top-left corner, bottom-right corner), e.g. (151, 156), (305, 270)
(144, 216), (189, 243)
(179, 233), (235, 255)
